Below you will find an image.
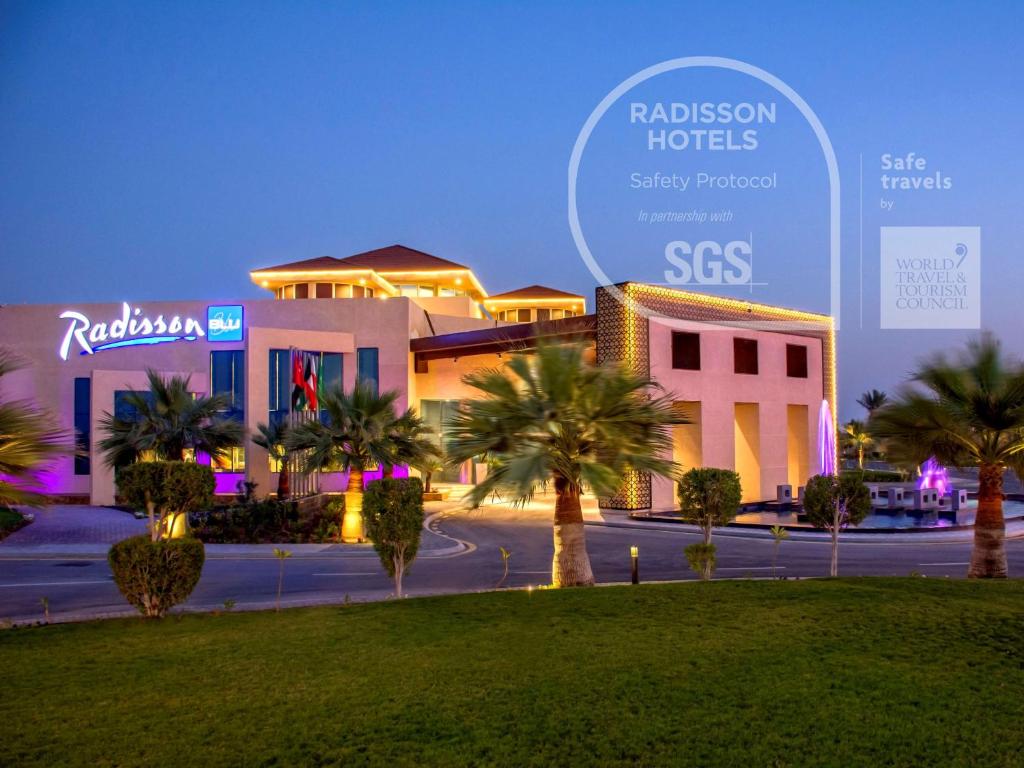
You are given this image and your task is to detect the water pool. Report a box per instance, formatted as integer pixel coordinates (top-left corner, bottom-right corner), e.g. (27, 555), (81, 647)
(731, 499), (1024, 531)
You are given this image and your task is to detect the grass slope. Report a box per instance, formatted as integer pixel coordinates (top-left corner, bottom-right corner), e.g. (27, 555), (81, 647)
(3, 579), (1023, 767)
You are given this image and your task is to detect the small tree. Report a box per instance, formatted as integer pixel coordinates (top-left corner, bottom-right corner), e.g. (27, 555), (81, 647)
(685, 543), (716, 581)
(677, 468), (743, 545)
(117, 461), (215, 540)
(362, 477), (424, 598)
(803, 473), (871, 576)
(273, 547), (292, 611)
(769, 525), (789, 579)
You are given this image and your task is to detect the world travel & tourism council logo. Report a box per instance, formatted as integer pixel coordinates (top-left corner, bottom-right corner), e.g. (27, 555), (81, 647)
(880, 227), (980, 329)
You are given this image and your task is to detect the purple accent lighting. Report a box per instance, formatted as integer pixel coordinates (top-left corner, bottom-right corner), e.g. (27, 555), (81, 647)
(918, 457), (950, 497)
(817, 398), (837, 476)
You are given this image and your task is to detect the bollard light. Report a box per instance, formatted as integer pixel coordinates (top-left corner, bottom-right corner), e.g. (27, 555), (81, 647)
(630, 545), (639, 585)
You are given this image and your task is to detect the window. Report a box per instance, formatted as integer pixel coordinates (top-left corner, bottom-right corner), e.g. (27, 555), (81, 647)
(352, 285), (367, 298)
(114, 390), (155, 422)
(734, 337), (759, 375)
(283, 284), (296, 299)
(671, 332), (701, 370)
(334, 284), (352, 298)
(517, 308), (531, 323)
(268, 349), (291, 427)
(210, 350), (245, 422)
(787, 344), (809, 378)
(270, 349), (343, 424)
(294, 283), (309, 299)
(74, 377), (90, 475)
(315, 283), (333, 299)
(357, 347), (379, 396)
(536, 308), (551, 321)
(212, 446), (246, 473)
(551, 309), (564, 319)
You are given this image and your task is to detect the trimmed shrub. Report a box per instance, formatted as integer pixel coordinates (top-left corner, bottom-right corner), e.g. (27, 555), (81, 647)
(363, 478), (424, 597)
(108, 534), (205, 617)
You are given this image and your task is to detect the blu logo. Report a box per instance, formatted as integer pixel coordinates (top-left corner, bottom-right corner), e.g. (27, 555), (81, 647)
(664, 239), (753, 285)
(207, 305), (244, 342)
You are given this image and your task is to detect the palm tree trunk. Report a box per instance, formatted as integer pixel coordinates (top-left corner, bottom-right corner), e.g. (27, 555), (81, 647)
(551, 477), (594, 587)
(277, 460), (290, 500)
(969, 463), (1007, 578)
(858, 446), (864, 469)
(341, 466), (365, 543)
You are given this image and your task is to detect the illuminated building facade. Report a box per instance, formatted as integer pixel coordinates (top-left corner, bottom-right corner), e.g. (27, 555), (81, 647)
(0, 244), (833, 510)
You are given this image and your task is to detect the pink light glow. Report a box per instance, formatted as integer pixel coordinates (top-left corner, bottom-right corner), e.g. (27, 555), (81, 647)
(817, 399), (837, 476)
(918, 457), (950, 496)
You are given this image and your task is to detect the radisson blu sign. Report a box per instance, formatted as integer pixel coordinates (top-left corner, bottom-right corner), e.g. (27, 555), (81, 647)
(58, 303), (244, 360)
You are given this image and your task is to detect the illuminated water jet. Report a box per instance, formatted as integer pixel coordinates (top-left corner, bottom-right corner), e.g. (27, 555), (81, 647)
(918, 456), (950, 497)
(817, 399), (837, 476)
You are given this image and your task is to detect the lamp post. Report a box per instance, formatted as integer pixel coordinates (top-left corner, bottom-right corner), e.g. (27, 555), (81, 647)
(630, 545), (639, 585)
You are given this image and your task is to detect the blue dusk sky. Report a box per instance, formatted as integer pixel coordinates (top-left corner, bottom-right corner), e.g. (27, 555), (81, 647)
(1, 1), (1021, 418)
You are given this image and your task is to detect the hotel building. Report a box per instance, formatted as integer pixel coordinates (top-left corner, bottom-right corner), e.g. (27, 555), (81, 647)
(0, 244), (835, 510)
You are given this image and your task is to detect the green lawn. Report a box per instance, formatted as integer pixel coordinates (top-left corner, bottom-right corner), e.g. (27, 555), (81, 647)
(3, 579), (1023, 767)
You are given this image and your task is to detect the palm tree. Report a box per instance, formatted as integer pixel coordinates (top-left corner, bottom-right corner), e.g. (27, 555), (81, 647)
(841, 419), (874, 469)
(413, 451), (446, 494)
(384, 408), (440, 479)
(285, 381), (410, 542)
(857, 389), (888, 417)
(0, 350), (68, 506)
(870, 334), (1024, 578)
(252, 421), (290, 499)
(445, 344), (684, 587)
(98, 370), (244, 468)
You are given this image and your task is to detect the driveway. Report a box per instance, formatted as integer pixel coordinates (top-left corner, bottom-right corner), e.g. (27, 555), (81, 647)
(3, 492), (1024, 625)
(1, 505), (147, 551)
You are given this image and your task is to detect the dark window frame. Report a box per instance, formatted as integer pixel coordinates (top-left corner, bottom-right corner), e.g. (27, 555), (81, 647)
(671, 331), (701, 371)
(733, 337), (759, 375)
(786, 344), (809, 378)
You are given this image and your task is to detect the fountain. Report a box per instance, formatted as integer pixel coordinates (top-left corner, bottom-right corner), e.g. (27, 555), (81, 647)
(817, 398), (837, 476)
(918, 456), (950, 497)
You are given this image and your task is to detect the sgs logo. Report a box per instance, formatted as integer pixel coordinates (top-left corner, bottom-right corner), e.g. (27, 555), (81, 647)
(663, 239), (753, 285)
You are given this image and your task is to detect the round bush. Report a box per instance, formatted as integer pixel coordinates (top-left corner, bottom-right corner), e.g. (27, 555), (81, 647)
(108, 535), (205, 617)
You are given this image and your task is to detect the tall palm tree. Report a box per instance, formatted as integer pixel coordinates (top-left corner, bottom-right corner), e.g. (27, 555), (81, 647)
(285, 381), (411, 542)
(841, 419), (874, 469)
(98, 370), (244, 468)
(252, 421), (290, 499)
(445, 344), (684, 587)
(0, 350), (68, 506)
(870, 334), (1024, 578)
(857, 389), (888, 417)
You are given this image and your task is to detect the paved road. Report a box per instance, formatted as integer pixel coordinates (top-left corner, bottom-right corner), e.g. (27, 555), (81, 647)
(2, 499), (1024, 624)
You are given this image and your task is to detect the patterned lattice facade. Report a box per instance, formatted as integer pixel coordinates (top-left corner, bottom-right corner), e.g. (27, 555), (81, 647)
(595, 283), (836, 510)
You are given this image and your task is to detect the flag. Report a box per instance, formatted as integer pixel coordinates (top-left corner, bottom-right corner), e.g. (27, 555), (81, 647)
(290, 350), (320, 411)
